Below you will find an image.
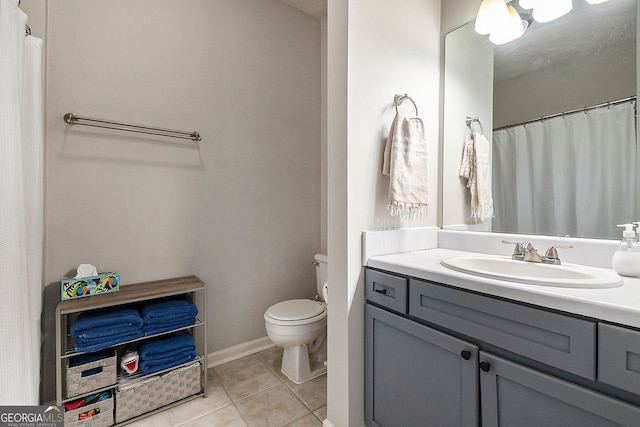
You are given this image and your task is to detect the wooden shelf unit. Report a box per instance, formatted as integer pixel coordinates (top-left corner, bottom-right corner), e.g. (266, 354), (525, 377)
(55, 275), (207, 425)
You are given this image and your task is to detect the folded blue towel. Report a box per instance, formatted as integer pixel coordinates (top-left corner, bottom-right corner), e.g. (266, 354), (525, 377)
(75, 328), (143, 346)
(70, 307), (143, 338)
(76, 323), (144, 341)
(75, 330), (143, 353)
(140, 294), (198, 324)
(142, 317), (196, 336)
(140, 351), (197, 374)
(138, 331), (195, 360)
(142, 347), (197, 366)
(143, 312), (196, 327)
(141, 343), (195, 363)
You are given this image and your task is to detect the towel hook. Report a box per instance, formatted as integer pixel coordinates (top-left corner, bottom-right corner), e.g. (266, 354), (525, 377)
(465, 116), (484, 135)
(394, 94), (419, 116)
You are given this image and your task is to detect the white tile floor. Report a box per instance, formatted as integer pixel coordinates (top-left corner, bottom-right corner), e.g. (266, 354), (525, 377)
(127, 347), (326, 427)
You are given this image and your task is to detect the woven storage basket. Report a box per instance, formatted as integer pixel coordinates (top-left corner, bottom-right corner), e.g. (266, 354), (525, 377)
(66, 350), (117, 398)
(64, 395), (114, 427)
(115, 362), (201, 423)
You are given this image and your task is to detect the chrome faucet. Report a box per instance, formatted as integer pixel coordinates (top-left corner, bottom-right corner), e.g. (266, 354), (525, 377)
(502, 240), (573, 265)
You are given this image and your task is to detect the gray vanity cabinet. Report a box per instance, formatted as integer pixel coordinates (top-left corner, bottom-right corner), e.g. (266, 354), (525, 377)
(480, 352), (640, 426)
(408, 278), (596, 380)
(365, 268), (640, 427)
(365, 304), (479, 427)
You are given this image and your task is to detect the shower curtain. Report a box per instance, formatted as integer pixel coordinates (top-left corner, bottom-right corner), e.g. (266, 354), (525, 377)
(0, 0), (44, 404)
(492, 101), (637, 239)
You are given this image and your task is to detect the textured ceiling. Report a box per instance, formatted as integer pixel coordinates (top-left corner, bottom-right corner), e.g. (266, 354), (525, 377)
(280, 0), (327, 18)
(494, 0), (636, 83)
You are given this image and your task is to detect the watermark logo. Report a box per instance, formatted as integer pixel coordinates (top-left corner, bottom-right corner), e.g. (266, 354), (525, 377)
(0, 406), (63, 427)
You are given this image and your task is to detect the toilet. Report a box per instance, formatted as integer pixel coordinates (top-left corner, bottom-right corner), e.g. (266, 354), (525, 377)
(264, 254), (328, 384)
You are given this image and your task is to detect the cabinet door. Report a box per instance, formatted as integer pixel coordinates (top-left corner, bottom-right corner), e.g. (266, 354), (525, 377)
(480, 351), (640, 427)
(365, 304), (479, 427)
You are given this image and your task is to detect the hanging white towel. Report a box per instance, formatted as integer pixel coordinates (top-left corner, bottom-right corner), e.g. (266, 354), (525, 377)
(460, 132), (494, 221)
(382, 113), (430, 223)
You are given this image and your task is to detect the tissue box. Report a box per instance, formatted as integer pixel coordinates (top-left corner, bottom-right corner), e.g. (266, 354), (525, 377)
(61, 272), (120, 300)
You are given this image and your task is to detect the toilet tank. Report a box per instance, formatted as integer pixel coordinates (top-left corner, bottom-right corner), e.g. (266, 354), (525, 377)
(314, 254), (328, 298)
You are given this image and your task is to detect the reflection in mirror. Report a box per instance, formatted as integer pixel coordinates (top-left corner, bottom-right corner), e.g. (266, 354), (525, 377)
(442, 0), (638, 239)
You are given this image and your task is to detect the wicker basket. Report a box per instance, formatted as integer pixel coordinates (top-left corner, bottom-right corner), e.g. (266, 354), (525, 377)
(66, 350), (117, 398)
(64, 394), (114, 427)
(115, 362), (201, 423)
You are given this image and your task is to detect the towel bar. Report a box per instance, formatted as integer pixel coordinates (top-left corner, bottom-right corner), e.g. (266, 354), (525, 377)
(64, 113), (201, 142)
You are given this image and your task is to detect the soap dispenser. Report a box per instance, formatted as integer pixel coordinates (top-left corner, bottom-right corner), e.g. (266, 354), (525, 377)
(612, 224), (640, 277)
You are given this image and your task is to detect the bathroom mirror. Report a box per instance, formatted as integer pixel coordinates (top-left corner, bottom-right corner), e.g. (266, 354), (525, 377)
(442, 0), (638, 239)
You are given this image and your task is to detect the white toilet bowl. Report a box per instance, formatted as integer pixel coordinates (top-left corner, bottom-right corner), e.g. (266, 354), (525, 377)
(264, 254), (328, 384)
(264, 299), (327, 383)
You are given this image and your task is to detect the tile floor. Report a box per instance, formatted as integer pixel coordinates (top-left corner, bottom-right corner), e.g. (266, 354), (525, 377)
(128, 347), (327, 427)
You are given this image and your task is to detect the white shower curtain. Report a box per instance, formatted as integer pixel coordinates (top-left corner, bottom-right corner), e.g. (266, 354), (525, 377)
(492, 101), (637, 239)
(0, 0), (44, 405)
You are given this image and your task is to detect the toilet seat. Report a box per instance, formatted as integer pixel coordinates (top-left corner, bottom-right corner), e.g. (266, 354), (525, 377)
(265, 299), (327, 326)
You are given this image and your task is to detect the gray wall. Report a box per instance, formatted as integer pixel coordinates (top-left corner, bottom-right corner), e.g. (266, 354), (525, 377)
(494, 49), (636, 128)
(43, 0), (322, 354)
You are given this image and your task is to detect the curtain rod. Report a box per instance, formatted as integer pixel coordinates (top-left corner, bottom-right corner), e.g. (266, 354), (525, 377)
(494, 95), (637, 132)
(63, 113), (201, 142)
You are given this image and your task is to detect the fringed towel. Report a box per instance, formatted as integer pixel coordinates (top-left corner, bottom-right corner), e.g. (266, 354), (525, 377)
(382, 113), (430, 223)
(459, 132), (494, 221)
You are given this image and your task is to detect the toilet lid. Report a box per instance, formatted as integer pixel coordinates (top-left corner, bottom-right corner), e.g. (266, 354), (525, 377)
(266, 299), (326, 321)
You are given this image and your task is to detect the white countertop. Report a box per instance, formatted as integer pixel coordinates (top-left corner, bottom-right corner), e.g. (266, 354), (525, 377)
(367, 248), (640, 329)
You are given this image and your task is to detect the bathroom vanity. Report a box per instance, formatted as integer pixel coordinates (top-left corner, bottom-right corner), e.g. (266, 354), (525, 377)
(365, 249), (640, 427)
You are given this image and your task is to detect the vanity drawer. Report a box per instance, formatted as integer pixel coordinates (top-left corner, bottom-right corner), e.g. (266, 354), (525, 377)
(365, 269), (408, 314)
(598, 323), (640, 395)
(409, 279), (596, 379)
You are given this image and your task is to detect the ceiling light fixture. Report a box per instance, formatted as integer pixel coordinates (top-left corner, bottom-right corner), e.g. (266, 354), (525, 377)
(489, 5), (527, 45)
(519, 0), (538, 8)
(586, 0), (609, 4)
(475, 0), (511, 35)
(531, 0), (573, 23)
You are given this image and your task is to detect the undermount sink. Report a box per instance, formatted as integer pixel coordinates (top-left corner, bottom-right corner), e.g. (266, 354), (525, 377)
(440, 255), (623, 289)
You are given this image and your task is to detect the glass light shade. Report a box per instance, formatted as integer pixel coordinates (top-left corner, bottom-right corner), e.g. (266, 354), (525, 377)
(489, 5), (526, 45)
(533, 0), (573, 23)
(475, 0), (511, 35)
(586, 0), (608, 4)
(519, 0), (539, 9)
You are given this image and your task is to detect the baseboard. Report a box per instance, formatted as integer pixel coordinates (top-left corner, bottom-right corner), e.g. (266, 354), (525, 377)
(322, 419), (335, 427)
(207, 336), (275, 367)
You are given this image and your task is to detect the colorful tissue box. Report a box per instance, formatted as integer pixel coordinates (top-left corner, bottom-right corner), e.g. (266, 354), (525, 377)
(61, 272), (120, 300)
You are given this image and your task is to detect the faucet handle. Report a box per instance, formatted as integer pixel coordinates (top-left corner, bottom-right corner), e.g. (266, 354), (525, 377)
(502, 240), (524, 256)
(544, 245), (573, 261)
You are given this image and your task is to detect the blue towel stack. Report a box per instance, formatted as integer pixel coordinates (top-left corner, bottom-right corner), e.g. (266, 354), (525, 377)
(140, 294), (198, 336)
(138, 331), (197, 374)
(70, 307), (143, 353)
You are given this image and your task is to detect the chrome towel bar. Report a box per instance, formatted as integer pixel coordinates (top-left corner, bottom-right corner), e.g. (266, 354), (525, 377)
(63, 113), (201, 142)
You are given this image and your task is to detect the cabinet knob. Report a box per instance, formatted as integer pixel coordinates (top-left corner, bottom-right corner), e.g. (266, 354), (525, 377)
(460, 350), (471, 360)
(479, 361), (491, 372)
(374, 288), (387, 295)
